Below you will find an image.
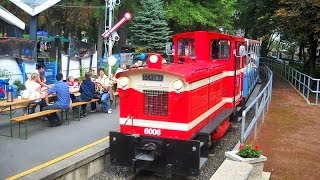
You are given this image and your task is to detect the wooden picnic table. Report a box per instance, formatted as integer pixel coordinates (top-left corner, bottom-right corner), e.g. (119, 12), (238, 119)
(0, 98), (33, 137)
(0, 98), (33, 118)
(0, 94), (56, 137)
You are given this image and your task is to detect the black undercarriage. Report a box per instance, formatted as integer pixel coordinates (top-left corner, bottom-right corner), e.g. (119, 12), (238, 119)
(110, 131), (204, 176)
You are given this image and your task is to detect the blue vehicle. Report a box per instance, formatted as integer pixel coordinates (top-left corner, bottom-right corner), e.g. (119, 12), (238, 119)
(242, 39), (261, 100)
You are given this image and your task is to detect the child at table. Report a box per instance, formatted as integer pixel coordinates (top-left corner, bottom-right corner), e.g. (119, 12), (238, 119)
(68, 76), (79, 101)
(40, 76), (49, 92)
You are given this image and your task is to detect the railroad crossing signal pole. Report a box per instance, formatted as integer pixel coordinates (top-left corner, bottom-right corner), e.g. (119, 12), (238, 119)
(105, 0), (119, 77)
(102, 0), (132, 77)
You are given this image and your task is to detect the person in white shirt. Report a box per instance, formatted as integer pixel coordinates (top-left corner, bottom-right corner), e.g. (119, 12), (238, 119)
(22, 73), (46, 114)
(91, 68), (112, 113)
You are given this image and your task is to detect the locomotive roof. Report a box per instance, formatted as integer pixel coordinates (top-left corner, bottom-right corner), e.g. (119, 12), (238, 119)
(119, 61), (225, 83)
(173, 31), (245, 42)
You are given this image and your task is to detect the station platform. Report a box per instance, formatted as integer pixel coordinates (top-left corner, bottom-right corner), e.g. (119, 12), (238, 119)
(0, 107), (118, 179)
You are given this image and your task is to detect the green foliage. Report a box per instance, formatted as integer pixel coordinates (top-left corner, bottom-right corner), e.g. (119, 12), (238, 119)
(274, 0), (320, 39)
(233, 0), (278, 57)
(13, 79), (25, 91)
(79, 66), (88, 82)
(237, 144), (261, 158)
(165, 0), (236, 32)
(130, 0), (172, 52)
(274, 0), (320, 78)
(79, 66), (98, 81)
(0, 69), (11, 80)
(234, 0), (278, 38)
(23, 34), (30, 40)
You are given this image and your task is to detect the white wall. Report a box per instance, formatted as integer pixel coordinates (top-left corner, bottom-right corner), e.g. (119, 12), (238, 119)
(61, 52), (98, 79)
(0, 57), (36, 83)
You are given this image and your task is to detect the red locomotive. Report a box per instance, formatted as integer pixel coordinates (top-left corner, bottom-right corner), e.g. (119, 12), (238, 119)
(110, 31), (260, 176)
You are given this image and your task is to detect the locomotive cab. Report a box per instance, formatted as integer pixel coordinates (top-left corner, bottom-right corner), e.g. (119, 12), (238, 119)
(110, 31), (259, 177)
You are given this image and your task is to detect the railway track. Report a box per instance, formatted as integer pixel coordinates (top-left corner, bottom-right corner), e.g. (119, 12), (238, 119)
(91, 76), (266, 180)
(91, 120), (242, 180)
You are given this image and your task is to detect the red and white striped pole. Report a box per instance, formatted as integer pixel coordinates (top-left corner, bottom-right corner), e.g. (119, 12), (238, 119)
(102, 12), (132, 40)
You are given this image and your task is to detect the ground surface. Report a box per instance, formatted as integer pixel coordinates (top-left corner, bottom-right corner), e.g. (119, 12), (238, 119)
(1, 73), (320, 180)
(0, 106), (119, 179)
(247, 74), (320, 180)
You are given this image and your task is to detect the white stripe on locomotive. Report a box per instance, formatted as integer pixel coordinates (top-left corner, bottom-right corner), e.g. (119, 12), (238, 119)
(119, 93), (241, 131)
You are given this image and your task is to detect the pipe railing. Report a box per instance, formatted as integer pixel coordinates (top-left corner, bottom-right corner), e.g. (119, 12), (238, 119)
(262, 57), (320, 105)
(241, 64), (273, 143)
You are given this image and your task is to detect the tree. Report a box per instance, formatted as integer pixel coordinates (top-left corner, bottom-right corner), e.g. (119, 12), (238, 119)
(165, 0), (236, 33)
(234, 0), (278, 57)
(130, 0), (172, 52)
(274, 0), (320, 78)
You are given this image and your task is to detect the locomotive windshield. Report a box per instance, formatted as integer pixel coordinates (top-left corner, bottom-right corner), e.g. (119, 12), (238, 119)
(178, 39), (195, 58)
(210, 40), (230, 60)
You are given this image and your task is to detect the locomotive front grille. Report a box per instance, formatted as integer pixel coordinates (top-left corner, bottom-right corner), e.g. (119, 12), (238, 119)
(143, 90), (168, 116)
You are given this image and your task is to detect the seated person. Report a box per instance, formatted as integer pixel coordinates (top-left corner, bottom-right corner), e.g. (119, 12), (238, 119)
(43, 73), (70, 127)
(22, 73), (46, 114)
(68, 76), (79, 101)
(91, 68), (112, 113)
(40, 76), (49, 92)
(73, 72), (95, 117)
(30, 63), (51, 90)
(39, 76), (50, 111)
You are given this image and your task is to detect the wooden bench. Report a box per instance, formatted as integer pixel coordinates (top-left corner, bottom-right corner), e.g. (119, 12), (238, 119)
(1, 103), (40, 116)
(11, 109), (60, 139)
(10, 98), (100, 139)
(0, 105), (27, 113)
(71, 99), (99, 121)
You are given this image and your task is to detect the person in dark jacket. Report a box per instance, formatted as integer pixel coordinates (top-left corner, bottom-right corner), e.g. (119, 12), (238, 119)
(73, 72), (95, 117)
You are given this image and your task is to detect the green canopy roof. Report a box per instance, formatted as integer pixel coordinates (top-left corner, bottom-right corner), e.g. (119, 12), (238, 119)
(43, 36), (69, 43)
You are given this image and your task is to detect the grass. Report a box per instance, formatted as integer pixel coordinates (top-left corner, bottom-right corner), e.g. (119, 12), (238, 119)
(23, 34), (30, 39)
(0, 33), (30, 40)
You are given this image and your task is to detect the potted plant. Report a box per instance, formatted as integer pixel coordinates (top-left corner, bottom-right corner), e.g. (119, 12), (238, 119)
(0, 68), (11, 79)
(225, 144), (267, 179)
(0, 68), (11, 98)
(13, 79), (25, 97)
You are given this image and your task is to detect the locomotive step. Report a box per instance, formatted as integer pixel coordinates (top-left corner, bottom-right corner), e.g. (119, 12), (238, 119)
(198, 109), (233, 135)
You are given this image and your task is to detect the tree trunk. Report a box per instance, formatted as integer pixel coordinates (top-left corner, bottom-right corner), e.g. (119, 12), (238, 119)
(298, 43), (303, 60)
(308, 33), (317, 78)
(261, 41), (269, 57)
(97, 17), (104, 60)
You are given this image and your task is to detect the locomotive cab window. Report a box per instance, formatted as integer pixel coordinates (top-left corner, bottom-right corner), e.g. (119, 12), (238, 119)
(178, 39), (195, 61)
(211, 40), (230, 60)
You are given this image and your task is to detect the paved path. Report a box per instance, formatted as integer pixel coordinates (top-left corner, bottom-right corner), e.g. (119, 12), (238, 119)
(247, 74), (320, 180)
(0, 106), (118, 179)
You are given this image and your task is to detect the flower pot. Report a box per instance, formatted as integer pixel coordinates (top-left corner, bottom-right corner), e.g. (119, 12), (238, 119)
(225, 150), (267, 180)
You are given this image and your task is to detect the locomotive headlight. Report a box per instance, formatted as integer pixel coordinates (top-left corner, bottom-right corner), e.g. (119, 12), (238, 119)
(149, 55), (158, 63)
(119, 77), (129, 88)
(172, 79), (183, 91)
